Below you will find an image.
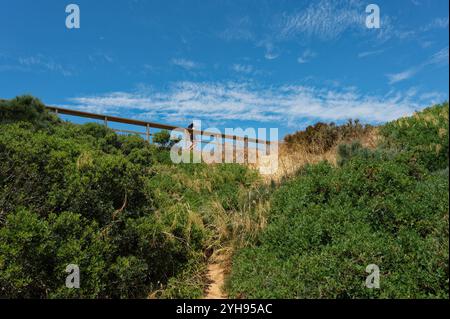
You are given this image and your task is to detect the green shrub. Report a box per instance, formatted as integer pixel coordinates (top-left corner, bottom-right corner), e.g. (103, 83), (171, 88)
(229, 158), (448, 298)
(0, 209), (111, 298)
(153, 129), (180, 149)
(380, 102), (449, 171)
(0, 95), (59, 128)
(337, 140), (376, 167)
(0, 96), (261, 298)
(228, 103), (449, 299)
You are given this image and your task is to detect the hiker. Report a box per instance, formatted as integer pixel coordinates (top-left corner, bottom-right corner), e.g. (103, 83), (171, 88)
(187, 122), (195, 150)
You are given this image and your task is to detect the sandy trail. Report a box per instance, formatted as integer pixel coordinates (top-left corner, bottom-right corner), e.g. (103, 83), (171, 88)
(204, 261), (227, 299)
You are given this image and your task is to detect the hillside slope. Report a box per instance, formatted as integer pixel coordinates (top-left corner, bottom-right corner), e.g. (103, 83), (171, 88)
(0, 96), (268, 298)
(1, 96), (448, 299)
(227, 103), (449, 298)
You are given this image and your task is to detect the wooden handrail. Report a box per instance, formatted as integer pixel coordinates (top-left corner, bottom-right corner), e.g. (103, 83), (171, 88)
(46, 106), (270, 145)
(111, 128), (152, 136)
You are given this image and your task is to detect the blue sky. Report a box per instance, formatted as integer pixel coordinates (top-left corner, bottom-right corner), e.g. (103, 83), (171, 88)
(0, 0), (448, 140)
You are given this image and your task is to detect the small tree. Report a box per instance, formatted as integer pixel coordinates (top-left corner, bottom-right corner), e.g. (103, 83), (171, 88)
(0, 95), (59, 127)
(153, 130), (179, 149)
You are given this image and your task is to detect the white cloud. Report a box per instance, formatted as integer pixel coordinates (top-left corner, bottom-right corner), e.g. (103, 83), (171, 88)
(277, 0), (422, 45)
(220, 16), (255, 41)
(171, 58), (200, 70)
(357, 49), (385, 58)
(419, 91), (447, 103)
(261, 41), (280, 60)
(387, 68), (418, 84)
(421, 17), (449, 32)
(88, 53), (114, 64)
(386, 47), (449, 84)
(297, 49), (317, 64)
(232, 64), (253, 74)
(220, 0), (423, 60)
(427, 47), (449, 66)
(280, 0), (365, 40)
(64, 81), (440, 128)
(18, 55), (72, 76)
(264, 51), (279, 60)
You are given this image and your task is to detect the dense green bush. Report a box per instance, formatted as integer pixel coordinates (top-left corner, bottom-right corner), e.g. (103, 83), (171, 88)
(228, 103), (449, 298)
(153, 129), (181, 149)
(0, 96), (260, 298)
(337, 140), (376, 167)
(0, 95), (59, 128)
(0, 209), (111, 298)
(380, 102), (449, 171)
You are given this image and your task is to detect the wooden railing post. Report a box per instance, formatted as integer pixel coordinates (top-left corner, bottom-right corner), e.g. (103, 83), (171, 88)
(146, 124), (150, 143)
(233, 136), (237, 163)
(244, 136), (249, 163)
(222, 138), (226, 163)
(104, 116), (108, 127)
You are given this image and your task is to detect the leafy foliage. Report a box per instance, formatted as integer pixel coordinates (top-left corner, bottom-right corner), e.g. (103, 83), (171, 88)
(0, 95), (59, 128)
(228, 103), (449, 298)
(0, 96), (260, 298)
(380, 102), (449, 171)
(153, 129), (180, 149)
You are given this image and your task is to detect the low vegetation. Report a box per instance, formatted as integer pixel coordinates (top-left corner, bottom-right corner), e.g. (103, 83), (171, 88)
(1, 96), (448, 299)
(0, 96), (268, 298)
(227, 102), (449, 298)
(284, 119), (375, 154)
(273, 119), (378, 182)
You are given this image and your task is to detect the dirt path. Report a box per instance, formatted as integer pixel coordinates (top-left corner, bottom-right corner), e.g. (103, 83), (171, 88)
(204, 261), (227, 299)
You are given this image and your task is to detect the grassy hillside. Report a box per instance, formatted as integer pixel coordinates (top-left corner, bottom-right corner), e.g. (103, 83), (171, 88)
(1, 96), (448, 299)
(0, 96), (268, 298)
(227, 103), (449, 298)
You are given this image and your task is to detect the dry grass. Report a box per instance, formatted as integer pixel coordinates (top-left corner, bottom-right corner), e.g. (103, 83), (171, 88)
(251, 126), (380, 183)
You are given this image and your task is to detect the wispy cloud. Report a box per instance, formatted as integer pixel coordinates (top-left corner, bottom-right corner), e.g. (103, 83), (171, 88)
(220, 16), (255, 42)
(387, 47), (449, 84)
(88, 52), (114, 64)
(17, 54), (73, 76)
(428, 46), (449, 66)
(387, 68), (418, 84)
(421, 17), (449, 32)
(297, 49), (317, 64)
(376, 15), (448, 45)
(219, 1), (420, 61)
(232, 63), (253, 74)
(277, 0), (430, 45)
(220, 15), (281, 60)
(358, 49), (385, 58)
(264, 51), (279, 60)
(261, 41), (280, 60)
(280, 0), (365, 40)
(171, 58), (201, 70)
(64, 81), (442, 129)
